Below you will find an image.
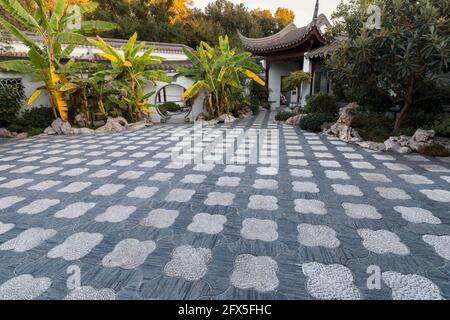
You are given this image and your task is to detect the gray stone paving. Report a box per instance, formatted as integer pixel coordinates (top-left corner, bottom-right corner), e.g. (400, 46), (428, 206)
(0, 111), (449, 300)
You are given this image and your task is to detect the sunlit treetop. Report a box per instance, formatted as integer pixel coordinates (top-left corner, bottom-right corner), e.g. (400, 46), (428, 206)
(275, 7), (295, 27)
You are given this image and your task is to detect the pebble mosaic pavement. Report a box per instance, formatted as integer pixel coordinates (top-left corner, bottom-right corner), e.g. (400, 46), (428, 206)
(0, 111), (449, 300)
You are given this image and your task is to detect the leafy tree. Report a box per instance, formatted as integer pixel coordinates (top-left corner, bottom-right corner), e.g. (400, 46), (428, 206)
(275, 7), (295, 27)
(0, 0), (116, 121)
(327, 0), (450, 130)
(282, 71), (311, 105)
(180, 35), (265, 117)
(88, 0), (284, 48)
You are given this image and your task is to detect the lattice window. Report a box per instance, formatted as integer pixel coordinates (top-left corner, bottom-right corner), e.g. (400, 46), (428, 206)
(0, 78), (25, 100)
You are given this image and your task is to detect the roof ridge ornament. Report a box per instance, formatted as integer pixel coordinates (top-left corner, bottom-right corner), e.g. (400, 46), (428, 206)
(313, 0), (319, 24)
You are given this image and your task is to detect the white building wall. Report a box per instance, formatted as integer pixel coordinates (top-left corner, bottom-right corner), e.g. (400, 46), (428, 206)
(0, 71), (50, 110)
(268, 61), (299, 109)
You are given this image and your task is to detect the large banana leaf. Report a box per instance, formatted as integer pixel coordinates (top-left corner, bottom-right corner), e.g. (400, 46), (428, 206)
(123, 32), (138, 58)
(49, 0), (65, 32)
(0, 0), (40, 31)
(88, 36), (124, 62)
(80, 21), (117, 33)
(0, 16), (37, 49)
(79, 2), (99, 14)
(182, 80), (208, 100)
(0, 60), (35, 73)
(55, 32), (86, 44)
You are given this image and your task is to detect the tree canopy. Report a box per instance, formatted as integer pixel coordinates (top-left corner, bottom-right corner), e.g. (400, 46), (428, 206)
(85, 0), (294, 48)
(326, 0), (450, 129)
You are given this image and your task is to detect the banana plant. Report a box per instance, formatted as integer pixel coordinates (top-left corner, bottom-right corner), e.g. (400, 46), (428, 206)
(179, 35), (265, 118)
(87, 32), (172, 121)
(0, 0), (116, 121)
(58, 58), (108, 126)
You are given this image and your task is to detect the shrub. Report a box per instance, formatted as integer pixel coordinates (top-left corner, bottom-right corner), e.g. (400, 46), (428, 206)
(19, 106), (53, 129)
(249, 80), (269, 106)
(0, 83), (25, 127)
(432, 117), (450, 138)
(402, 111), (437, 129)
(8, 106), (53, 135)
(352, 112), (393, 142)
(299, 113), (333, 132)
(305, 93), (339, 116)
(249, 104), (259, 115)
(159, 102), (182, 112)
(275, 111), (294, 122)
(418, 144), (450, 157)
(157, 105), (168, 116)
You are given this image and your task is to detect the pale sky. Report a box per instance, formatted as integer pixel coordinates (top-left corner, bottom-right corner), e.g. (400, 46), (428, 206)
(192, 0), (344, 26)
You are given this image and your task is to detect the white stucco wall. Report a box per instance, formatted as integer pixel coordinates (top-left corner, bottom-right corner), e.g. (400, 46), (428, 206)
(145, 75), (204, 123)
(1, 70), (204, 123)
(268, 61), (299, 109)
(0, 71), (50, 110)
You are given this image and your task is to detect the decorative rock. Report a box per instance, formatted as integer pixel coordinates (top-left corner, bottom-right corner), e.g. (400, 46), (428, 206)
(286, 114), (305, 126)
(70, 127), (95, 135)
(356, 141), (386, 152)
(337, 102), (359, 126)
(15, 132), (28, 139)
(217, 113), (237, 123)
(51, 118), (72, 135)
(409, 129), (435, 151)
(384, 136), (412, 154)
(324, 103), (362, 143)
(237, 107), (253, 119)
(95, 117), (128, 133)
(0, 128), (14, 138)
(44, 127), (57, 135)
(74, 113), (87, 127)
(327, 123), (362, 143)
(127, 121), (147, 131)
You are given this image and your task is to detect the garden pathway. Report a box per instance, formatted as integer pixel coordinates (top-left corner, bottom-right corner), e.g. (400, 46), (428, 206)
(0, 111), (449, 300)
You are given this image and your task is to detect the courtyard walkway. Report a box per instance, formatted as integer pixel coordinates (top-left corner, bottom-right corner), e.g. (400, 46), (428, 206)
(0, 111), (449, 300)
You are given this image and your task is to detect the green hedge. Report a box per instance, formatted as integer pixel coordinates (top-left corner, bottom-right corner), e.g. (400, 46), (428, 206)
(7, 106), (53, 136)
(0, 83), (24, 127)
(432, 116), (450, 138)
(299, 113), (334, 132)
(305, 93), (339, 116)
(275, 111), (294, 122)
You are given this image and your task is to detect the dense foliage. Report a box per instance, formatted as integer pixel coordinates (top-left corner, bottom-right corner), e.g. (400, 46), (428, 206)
(433, 116), (450, 137)
(275, 111), (294, 122)
(0, 0), (116, 121)
(326, 0), (450, 130)
(7, 105), (53, 135)
(180, 35), (265, 118)
(299, 113), (334, 132)
(304, 93), (339, 116)
(0, 81), (25, 126)
(85, 0), (293, 48)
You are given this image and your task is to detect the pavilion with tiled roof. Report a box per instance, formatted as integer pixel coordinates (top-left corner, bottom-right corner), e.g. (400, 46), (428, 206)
(239, 0), (338, 108)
